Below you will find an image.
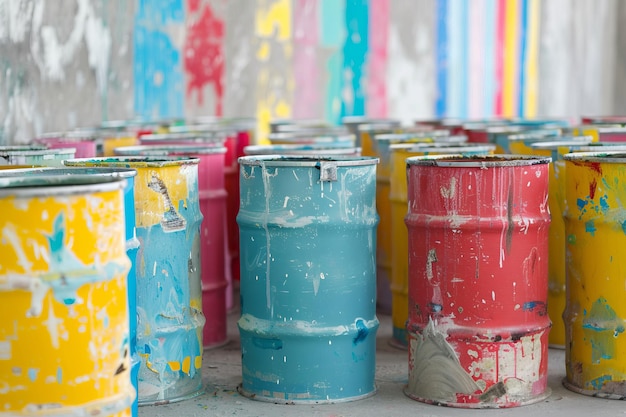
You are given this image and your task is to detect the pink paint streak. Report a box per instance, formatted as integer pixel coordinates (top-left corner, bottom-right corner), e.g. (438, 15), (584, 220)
(293, 0), (320, 118)
(494, 0), (505, 116)
(366, 0), (389, 117)
(184, 1), (224, 116)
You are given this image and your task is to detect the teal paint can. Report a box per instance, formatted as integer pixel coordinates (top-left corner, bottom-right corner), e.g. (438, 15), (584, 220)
(237, 156), (379, 403)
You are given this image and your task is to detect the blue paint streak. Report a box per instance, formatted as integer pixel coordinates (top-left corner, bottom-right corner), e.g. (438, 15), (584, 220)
(435, 0), (449, 117)
(340, 0), (369, 119)
(56, 366), (63, 384)
(599, 195), (609, 213)
(446, 0), (468, 118)
(353, 319), (369, 345)
(321, 0), (345, 124)
(585, 220), (596, 236)
(589, 375), (612, 390)
(576, 198), (588, 211)
(28, 368), (38, 382)
(133, 0), (185, 120)
(459, 0), (469, 118)
(518, 0), (529, 117)
(483, 0), (496, 117)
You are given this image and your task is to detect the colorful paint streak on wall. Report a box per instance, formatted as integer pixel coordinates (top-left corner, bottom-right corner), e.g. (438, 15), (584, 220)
(134, 0), (185, 120)
(293, 0), (321, 119)
(255, 0), (292, 143)
(341, 0), (369, 119)
(366, 0), (389, 118)
(320, 0), (344, 124)
(184, 0), (225, 116)
(435, 0), (540, 118)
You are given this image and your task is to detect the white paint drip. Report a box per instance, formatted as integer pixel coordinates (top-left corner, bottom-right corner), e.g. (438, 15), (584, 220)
(425, 249), (437, 281)
(440, 177), (457, 199)
(31, 0), (111, 96)
(42, 297), (62, 349)
(0, 0), (34, 43)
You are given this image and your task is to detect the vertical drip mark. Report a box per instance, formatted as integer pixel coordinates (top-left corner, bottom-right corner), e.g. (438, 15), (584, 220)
(261, 162), (273, 312)
(341, 0), (369, 119)
(518, 0), (529, 117)
(523, 0), (540, 118)
(435, 0), (448, 117)
(506, 172), (514, 254)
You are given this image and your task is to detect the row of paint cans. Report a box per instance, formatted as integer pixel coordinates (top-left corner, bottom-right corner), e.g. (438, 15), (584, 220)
(404, 154), (553, 408)
(388, 143), (498, 348)
(236, 155), (380, 403)
(114, 145), (230, 350)
(0, 170), (134, 416)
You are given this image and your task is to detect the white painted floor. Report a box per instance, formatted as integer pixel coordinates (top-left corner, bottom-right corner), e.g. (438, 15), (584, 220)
(141, 297), (625, 417)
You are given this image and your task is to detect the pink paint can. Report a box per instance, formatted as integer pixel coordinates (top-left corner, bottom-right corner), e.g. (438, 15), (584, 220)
(405, 154), (552, 408)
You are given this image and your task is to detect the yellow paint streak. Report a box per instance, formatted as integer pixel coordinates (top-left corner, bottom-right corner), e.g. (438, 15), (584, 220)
(194, 355), (202, 370)
(502, 0), (520, 118)
(182, 356), (191, 374)
(168, 361), (181, 372)
(255, 0), (293, 145)
(524, 0), (540, 118)
(103, 136), (138, 157)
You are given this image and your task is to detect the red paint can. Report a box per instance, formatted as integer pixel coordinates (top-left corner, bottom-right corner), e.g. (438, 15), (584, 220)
(404, 154), (552, 408)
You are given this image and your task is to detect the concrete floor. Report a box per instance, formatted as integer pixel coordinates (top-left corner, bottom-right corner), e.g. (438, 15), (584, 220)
(141, 302), (625, 417)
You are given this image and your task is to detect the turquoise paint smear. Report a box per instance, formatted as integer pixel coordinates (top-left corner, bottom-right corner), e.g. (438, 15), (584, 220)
(321, 0), (345, 124)
(134, 0), (185, 120)
(483, 0), (496, 116)
(28, 368), (38, 382)
(585, 220), (596, 236)
(576, 198), (587, 211)
(340, 0), (369, 119)
(583, 297), (623, 363)
(599, 195), (609, 213)
(589, 374), (612, 390)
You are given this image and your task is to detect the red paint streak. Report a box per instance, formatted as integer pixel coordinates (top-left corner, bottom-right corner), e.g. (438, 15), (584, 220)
(184, 1), (224, 116)
(366, 0), (389, 117)
(589, 178), (597, 199)
(494, 0), (506, 116)
(588, 161), (603, 175)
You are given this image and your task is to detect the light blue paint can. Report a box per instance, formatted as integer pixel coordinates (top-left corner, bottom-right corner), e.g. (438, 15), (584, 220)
(237, 155), (380, 403)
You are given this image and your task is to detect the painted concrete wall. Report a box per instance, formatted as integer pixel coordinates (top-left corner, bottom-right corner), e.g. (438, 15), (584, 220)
(1, 0), (625, 144)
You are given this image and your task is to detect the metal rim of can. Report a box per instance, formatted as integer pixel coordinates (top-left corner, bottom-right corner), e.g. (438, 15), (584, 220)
(140, 131), (228, 141)
(114, 145), (228, 156)
(238, 154), (379, 167)
(0, 145), (48, 151)
(341, 116), (401, 126)
(64, 156), (200, 168)
(373, 130), (449, 142)
(34, 130), (98, 142)
(391, 142), (497, 153)
(0, 147), (76, 157)
(529, 138), (595, 150)
(0, 174), (126, 196)
(243, 144), (361, 156)
(0, 167), (137, 179)
(566, 145), (626, 153)
(357, 122), (402, 133)
(405, 153), (551, 167)
(268, 132), (355, 143)
(167, 124), (239, 137)
(562, 150), (626, 163)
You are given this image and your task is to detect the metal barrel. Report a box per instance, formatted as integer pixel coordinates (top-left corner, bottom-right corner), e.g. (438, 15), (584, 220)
(0, 147), (76, 167)
(34, 131), (98, 158)
(526, 140), (593, 349)
(404, 154), (552, 408)
(0, 174), (133, 415)
(388, 144), (496, 349)
(267, 132), (356, 148)
(64, 157), (205, 405)
(0, 166), (140, 415)
(562, 151), (626, 399)
(114, 145), (230, 350)
(237, 156), (379, 403)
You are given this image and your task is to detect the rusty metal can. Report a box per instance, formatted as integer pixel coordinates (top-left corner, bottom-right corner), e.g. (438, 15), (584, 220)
(404, 154), (552, 408)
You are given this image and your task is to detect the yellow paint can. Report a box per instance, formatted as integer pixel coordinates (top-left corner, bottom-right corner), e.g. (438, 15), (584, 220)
(0, 175), (132, 415)
(563, 151), (626, 398)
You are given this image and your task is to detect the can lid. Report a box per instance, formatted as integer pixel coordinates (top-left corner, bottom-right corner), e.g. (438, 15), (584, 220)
(563, 151), (626, 163)
(0, 174), (126, 197)
(238, 155), (379, 168)
(64, 156), (200, 168)
(406, 154), (552, 167)
(114, 145), (227, 156)
(0, 167), (137, 179)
